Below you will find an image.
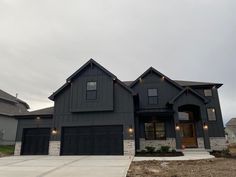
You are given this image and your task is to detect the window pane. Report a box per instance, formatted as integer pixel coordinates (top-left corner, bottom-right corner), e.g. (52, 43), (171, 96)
(148, 96), (158, 104)
(145, 123), (155, 140)
(148, 89), (158, 96)
(204, 89), (212, 96)
(178, 112), (190, 120)
(207, 108), (216, 121)
(87, 82), (97, 91)
(155, 122), (165, 139)
(86, 90), (97, 100)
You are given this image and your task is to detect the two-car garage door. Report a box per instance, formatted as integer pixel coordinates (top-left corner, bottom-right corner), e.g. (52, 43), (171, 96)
(61, 125), (124, 155)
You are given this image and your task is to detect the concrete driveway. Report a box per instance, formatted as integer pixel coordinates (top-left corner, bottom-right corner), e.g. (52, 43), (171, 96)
(0, 156), (133, 177)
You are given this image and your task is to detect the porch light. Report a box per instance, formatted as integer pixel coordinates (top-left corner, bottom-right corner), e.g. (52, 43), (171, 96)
(175, 123), (180, 131)
(128, 126), (133, 133)
(161, 76), (165, 80)
(203, 122), (208, 130)
(52, 127), (58, 135)
(36, 116), (40, 120)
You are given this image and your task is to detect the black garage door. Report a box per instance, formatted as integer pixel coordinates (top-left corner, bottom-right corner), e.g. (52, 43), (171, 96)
(21, 128), (50, 155)
(61, 125), (123, 155)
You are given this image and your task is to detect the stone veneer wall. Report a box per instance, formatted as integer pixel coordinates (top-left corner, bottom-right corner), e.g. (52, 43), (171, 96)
(123, 140), (135, 156)
(49, 141), (61, 156)
(14, 141), (22, 156)
(210, 137), (227, 151)
(139, 138), (176, 150)
(197, 137), (205, 148)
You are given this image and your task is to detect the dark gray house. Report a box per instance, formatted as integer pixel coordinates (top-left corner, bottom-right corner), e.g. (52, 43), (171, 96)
(14, 59), (226, 156)
(0, 90), (29, 145)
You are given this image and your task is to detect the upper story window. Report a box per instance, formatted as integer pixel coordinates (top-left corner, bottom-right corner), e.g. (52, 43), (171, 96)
(148, 88), (158, 104)
(86, 81), (97, 100)
(207, 108), (216, 121)
(204, 89), (212, 97)
(145, 122), (166, 140)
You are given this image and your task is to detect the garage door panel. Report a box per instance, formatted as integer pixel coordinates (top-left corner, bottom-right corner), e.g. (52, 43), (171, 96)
(61, 125), (123, 155)
(21, 128), (50, 155)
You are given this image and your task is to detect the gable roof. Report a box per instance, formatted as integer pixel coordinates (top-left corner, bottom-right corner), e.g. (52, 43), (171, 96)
(129, 67), (183, 90)
(15, 107), (54, 118)
(175, 80), (223, 88)
(49, 59), (135, 100)
(226, 118), (236, 126)
(123, 80), (222, 88)
(168, 87), (208, 105)
(0, 89), (30, 109)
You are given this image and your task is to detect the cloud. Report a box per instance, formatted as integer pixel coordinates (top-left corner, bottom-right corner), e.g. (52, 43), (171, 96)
(0, 0), (235, 123)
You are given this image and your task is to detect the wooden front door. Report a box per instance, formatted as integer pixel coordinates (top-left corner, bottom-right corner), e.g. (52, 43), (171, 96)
(180, 123), (197, 148)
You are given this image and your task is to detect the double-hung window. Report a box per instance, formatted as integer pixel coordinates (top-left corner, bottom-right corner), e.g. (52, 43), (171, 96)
(86, 81), (97, 100)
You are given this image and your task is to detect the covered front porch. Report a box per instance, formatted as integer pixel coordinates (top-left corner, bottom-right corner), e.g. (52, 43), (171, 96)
(135, 105), (211, 152)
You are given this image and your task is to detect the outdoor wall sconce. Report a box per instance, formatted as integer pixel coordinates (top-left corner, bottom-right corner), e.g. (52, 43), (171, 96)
(161, 76), (165, 80)
(128, 126), (134, 133)
(36, 116), (40, 120)
(52, 127), (58, 135)
(203, 122), (208, 130)
(175, 123), (180, 131)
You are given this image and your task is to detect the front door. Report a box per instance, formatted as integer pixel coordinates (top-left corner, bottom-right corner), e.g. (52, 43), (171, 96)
(180, 123), (197, 148)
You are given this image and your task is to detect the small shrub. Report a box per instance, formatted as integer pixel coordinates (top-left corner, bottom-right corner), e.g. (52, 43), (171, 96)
(160, 146), (170, 153)
(145, 146), (156, 153)
(171, 149), (177, 153)
(140, 150), (147, 154)
(221, 148), (230, 156)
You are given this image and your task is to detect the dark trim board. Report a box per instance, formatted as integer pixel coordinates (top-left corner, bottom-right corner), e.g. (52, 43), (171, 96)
(60, 125), (124, 155)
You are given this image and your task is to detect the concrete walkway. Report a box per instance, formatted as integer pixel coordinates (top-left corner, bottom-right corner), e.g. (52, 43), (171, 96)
(133, 154), (215, 161)
(0, 156), (133, 177)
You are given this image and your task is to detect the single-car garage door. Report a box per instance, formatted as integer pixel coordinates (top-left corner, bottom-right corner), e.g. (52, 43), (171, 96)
(61, 125), (123, 155)
(21, 128), (50, 155)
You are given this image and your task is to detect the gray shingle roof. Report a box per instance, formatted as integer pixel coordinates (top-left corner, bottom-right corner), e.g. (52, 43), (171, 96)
(123, 80), (222, 88)
(0, 89), (30, 109)
(21, 107), (54, 116)
(226, 118), (236, 126)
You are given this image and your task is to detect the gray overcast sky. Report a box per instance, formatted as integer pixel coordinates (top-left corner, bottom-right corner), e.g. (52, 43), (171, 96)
(0, 0), (235, 124)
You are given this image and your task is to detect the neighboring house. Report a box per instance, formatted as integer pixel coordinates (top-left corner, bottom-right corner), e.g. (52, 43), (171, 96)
(0, 90), (29, 145)
(14, 59), (226, 156)
(225, 118), (236, 144)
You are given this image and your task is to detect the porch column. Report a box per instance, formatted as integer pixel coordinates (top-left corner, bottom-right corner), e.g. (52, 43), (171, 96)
(201, 107), (211, 149)
(174, 111), (182, 150)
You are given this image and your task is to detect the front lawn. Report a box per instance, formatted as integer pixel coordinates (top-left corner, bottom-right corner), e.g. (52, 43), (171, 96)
(127, 158), (236, 177)
(0, 145), (14, 157)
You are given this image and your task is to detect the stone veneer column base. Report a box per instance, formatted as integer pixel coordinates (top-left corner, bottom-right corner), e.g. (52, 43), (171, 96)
(210, 137), (227, 151)
(197, 137), (205, 148)
(49, 141), (61, 156)
(139, 138), (176, 150)
(123, 140), (135, 156)
(14, 142), (22, 156)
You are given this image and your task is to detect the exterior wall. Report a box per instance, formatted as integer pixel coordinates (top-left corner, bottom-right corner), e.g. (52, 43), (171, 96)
(195, 88), (225, 137)
(225, 127), (236, 144)
(70, 65), (114, 112)
(124, 140), (135, 156)
(139, 138), (176, 150)
(0, 100), (28, 115)
(197, 137), (205, 148)
(15, 118), (52, 141)
(0, 115), (18, 145)
(49, 141), (61, 156)
(132, 72), (181, 110)
(210, 137), (227, 151)
(14, 141), (22, 156)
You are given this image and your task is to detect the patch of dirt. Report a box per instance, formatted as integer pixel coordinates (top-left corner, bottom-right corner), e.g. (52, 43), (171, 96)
(127, 158), (236, 177)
